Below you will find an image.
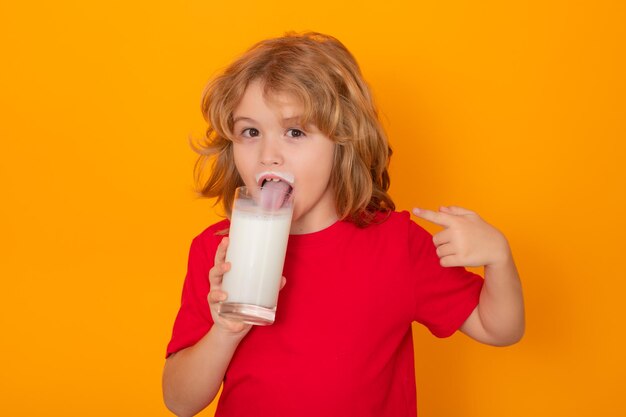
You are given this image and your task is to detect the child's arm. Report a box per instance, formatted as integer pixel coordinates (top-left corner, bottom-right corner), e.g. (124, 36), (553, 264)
(412, 206), (525, 346)
(162, 238), (252, 417)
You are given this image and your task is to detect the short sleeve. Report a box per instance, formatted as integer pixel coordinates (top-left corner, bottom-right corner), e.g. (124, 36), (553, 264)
(409, 220), (484, 338)
(165, 231), (220, 357)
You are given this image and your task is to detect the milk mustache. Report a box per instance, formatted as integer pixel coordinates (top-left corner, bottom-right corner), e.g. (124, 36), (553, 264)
(219, 185), (293, 325)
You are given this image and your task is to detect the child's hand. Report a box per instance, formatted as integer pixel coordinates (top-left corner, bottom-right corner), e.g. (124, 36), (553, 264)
(412, 206), (511, 268)
(208, 237), (253, 336)
(207, 237), (287, 336)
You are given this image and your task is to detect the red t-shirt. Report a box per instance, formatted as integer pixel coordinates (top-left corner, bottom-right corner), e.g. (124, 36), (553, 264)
(166, 211), (483, 416)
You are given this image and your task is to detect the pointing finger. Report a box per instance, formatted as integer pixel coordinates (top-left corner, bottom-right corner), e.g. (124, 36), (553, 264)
(440, 206), (475, 216)
(412, 208), (453, 227)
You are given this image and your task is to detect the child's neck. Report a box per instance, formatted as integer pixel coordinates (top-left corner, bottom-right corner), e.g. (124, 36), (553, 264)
(290, 213), (339, 235)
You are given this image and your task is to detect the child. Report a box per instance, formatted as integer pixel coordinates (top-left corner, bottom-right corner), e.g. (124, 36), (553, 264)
(163, 32), (524, 417)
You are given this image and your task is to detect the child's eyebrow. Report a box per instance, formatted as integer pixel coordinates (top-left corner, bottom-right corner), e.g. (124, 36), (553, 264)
(282, 116), (306, 126)
(232, 116), (256, 124)
(231, 115), (307, 126)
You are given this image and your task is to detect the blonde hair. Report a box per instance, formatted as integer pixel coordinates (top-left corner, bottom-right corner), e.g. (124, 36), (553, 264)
(193, 32), (394, 227)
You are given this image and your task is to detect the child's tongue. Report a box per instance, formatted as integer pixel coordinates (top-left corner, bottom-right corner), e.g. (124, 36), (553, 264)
(260, 180), (291, 211)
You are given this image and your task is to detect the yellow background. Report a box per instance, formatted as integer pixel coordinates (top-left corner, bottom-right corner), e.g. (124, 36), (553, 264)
(1, 0), (624, 415)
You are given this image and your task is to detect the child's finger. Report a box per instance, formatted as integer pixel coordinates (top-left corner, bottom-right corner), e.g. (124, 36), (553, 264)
(439, 255), (461, 268)
(440, 206), (475, 216)
(435, 243), (456, 259)
(413, 208), (453, 227)
(208, 289), (227, 304)
(432, 229), (453, 247)
(214, 237), (229, 265)
(208, 261), (230, 287)
(280, 276), (287, 290)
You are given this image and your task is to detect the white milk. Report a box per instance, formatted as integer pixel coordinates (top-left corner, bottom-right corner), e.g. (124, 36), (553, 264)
(222, 205), (292, 308)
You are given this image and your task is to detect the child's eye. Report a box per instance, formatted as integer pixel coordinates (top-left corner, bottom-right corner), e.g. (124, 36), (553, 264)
(241, 128), (260, 138)
(286, 128), (305, 138)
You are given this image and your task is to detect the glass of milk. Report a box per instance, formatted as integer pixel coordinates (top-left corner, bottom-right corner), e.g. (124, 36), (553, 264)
(218, 185), (293, 325)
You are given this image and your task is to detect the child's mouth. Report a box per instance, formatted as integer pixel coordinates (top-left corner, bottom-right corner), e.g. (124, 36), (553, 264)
(257, 174), (294, 211)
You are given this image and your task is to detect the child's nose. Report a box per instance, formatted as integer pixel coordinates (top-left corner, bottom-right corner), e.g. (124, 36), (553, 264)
(259, 137), (283, 166)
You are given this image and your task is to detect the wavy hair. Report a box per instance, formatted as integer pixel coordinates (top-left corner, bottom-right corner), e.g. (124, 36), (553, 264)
(192, 32), (394, 226)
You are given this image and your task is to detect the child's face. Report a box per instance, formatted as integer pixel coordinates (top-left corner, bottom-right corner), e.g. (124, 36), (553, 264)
(232, 80), (338, 234)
